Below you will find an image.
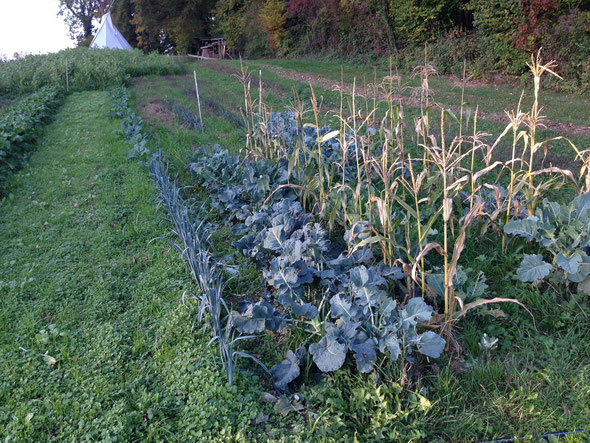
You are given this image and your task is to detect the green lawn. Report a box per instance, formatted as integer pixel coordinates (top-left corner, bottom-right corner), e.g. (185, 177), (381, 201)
(0, 90), (292, 441)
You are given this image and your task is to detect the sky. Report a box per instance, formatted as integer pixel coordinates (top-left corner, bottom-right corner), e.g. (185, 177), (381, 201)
(0, 0), (75, 59)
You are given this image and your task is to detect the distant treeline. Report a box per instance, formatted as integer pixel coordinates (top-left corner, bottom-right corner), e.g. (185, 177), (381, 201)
(111, 0), (589, 88)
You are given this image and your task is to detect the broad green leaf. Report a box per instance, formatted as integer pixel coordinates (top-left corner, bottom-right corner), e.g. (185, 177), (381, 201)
(230, 312), (265, 334)
(349, 265), (370, 287)
(572, 193), (590, 219)
(330, 294), (359, 321)
(400, 298), (434, 329)
(273, 395), (304, 416)
(577, 276), (590, 295)
(271, 350), (300, 393)
(414, 331), (445, 358)
(350, 339), (377, 373)
(425, 273), (445, 297)
(380, 333), (401, 360)
(309, 336), (347, 372)
(503, 217), (539, 240)
(556, 252), (582, 274)
(517, 254), (552, 282)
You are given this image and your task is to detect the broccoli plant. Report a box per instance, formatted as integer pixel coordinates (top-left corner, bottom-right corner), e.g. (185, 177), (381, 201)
(187, 143), (447, 393)
(309, 269), (444, 375)
(504, 193), (590, 293)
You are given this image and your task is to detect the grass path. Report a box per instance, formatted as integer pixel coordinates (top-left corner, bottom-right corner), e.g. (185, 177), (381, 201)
(0, 91), (284, 441)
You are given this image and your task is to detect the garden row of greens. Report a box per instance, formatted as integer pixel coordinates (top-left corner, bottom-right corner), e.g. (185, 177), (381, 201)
(111, 85), (446, 393)
(110, 86), (284, 387)
(0, 86), (62, 194)
(114, 60), (590, 400)
(0, 48), (183, 96)
(182, 57), (589, 389)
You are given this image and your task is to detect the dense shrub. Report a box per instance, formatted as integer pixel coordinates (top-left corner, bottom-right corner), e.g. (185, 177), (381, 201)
(536, 8), (590, 92)
(466, 0), (528, 75)
(286, 0), (394, 57)
(210, 0), (588, 91)
(259, 0), (287, 51)
(387, 0), (465, 44)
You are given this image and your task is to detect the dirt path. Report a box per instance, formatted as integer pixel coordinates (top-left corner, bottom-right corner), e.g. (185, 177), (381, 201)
(262, 64), (590, 138)
(197, 60), (290, 98)
(195, 59), (590, 139)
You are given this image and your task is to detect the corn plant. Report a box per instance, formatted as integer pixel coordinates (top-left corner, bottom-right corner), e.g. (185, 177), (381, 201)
(233, 53), (579, 352)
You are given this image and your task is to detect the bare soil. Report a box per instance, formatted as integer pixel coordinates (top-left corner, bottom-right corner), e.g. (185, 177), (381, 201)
(138, 98), (176, 127)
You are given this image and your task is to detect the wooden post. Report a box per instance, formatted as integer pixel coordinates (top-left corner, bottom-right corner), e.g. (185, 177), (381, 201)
(193, 70), (204, 133)
(65, 57), (69, 92)
(258, 70), (262, 115)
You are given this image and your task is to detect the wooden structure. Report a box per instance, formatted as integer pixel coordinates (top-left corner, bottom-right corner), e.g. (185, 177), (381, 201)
(198, 38), (230, 59)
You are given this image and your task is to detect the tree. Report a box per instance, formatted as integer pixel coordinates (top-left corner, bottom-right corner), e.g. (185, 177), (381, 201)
(58, 0), (110, 44)
(132, 0), (214, 53)
(258, 0), (287, 51)
(212, 0), (249, 50)
(111, 0), (139, 47)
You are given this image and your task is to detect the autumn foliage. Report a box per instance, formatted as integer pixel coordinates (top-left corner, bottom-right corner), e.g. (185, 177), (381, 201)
(258, 0), (287, 50)
(61, 0), (588, 89)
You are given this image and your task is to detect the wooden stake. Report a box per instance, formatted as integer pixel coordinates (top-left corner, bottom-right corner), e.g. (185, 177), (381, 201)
(193, 70), (204, 133)
(258, 70), (262, 115)
(65, 58), (69, 92)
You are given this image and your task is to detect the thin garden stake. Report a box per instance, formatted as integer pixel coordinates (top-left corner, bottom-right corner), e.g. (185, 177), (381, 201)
(65, 57), (69, 92)
(193, 70), (204, 133)
(259, 69), (262, 115)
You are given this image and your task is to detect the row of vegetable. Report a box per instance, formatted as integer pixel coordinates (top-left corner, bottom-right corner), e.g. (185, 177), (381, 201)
(114, 53), (589, 401)
(187, 144), (446, 385)
(113, 86), (445, 393)
(0, 49), (185, 196)
(194, 56), (589, 390)
(0, 48), (182, 96)
(0, 86), (62, 194)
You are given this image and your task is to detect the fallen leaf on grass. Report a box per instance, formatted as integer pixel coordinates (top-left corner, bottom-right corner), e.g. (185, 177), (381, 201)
(43, 354), (57, 366)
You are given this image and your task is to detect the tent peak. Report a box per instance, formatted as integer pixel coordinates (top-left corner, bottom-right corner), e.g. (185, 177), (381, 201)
(90, 10), (132, 50)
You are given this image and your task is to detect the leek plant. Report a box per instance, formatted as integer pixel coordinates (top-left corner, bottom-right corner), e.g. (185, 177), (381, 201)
(149, 156), (270, 385)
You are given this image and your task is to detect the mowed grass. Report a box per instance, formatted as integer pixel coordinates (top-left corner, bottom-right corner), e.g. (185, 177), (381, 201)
(0, 90), (296, 441)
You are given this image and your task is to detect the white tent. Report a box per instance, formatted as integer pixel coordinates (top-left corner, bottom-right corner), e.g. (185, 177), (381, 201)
(89, 12), (132, 50)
